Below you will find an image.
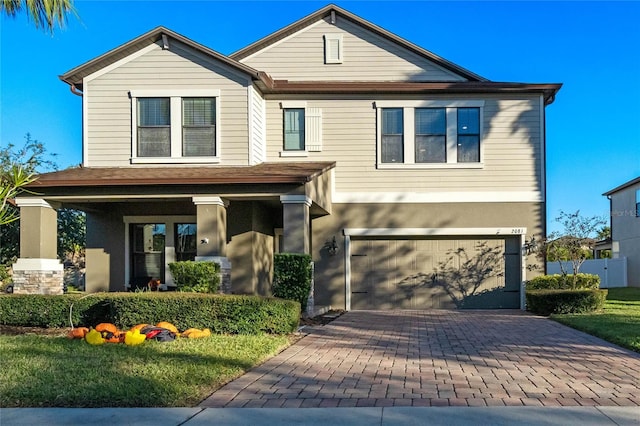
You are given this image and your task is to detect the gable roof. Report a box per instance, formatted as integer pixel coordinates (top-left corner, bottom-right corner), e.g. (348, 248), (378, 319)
(603, 176), (640, 196)
(59, 26), (268, 91)
(230, 4), (487, 82)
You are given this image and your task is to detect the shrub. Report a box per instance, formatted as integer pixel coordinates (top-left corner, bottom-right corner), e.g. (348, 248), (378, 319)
(526, 289), (607, 316)
(0, 294), (111, 327)
(273, 253), (312, 310)
(0, 293), (300, 334)
(526, 273), (600, 291)
(168, 261), (220, 293)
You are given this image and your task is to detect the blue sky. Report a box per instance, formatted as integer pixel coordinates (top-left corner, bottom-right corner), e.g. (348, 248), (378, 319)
(1, 1), (639, 234)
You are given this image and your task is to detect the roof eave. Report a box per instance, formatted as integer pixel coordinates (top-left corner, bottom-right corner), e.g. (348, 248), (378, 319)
(261, 81), (562, 104)
(603, 176), (640, 196)
(59, 26), (263, 90)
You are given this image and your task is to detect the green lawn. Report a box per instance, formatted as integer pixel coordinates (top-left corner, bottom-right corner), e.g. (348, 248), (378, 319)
(0, 333), (290, 407)
(552, 287), (640, 353)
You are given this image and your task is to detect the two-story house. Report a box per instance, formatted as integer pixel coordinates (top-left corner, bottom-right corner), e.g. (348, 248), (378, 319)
(12, 4), (561, 310)
(604, 176), (640, 287)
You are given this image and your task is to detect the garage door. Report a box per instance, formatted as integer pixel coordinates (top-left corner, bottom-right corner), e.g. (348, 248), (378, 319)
(350, 238), (521, 310)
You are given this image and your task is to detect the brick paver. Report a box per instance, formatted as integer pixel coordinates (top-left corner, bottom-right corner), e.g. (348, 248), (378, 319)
(199, 310), (640, 408)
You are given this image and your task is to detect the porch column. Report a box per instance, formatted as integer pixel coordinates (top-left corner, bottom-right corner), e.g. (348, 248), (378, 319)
(192, 196), (231, 293)
(280, 195), (311, 254)
(12, 198), (63, 295)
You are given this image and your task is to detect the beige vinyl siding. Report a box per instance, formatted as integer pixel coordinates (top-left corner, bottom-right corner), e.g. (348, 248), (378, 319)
(249, 86), (266, 165)
(85, 40), (251, 167)
(240, 17), (466, 82)
(265, 94), (542, 194)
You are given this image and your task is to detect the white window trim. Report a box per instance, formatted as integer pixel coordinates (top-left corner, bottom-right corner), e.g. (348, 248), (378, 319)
(279, 102), (322, 157)
(376, 101), (484, 169)
(130, 89), (221, 164)
(324, 33), (343, 64)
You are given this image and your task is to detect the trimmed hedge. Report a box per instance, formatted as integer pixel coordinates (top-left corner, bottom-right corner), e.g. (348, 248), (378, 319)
(273, 253), (312, 310)
(526, 273), (600, 290)
(526, 289), (607, 316)
(0, 293), (300, 334)
(168, 261), (220, 293)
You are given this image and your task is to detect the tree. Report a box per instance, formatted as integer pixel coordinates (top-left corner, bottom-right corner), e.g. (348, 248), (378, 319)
(1, 134), (85, 265)
(0, 134), (56, 225)
(1, 0), (76, 33)
(596, 226), (611, 241)
(540, 210), (607, 285)
(0, 164), (37, 225)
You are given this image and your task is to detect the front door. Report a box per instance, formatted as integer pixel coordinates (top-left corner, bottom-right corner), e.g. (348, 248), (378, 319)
(130, 223), (165, 288)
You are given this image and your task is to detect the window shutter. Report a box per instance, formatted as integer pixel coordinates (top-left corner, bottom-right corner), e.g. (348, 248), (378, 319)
(324, 34), (343, 64)
(305, 108), (322, 151)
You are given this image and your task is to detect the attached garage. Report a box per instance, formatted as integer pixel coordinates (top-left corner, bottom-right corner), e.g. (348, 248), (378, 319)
(344, 228), (526, 310)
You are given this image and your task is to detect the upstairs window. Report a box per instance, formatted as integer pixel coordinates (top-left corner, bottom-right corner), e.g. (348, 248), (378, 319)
(130, 90), (220, 163)
(137, 98), (170, 157)
(182, 98), (216, 157)
(280, 102), (322, 156)
(415, 108), (446, 163)
(376, 101), (484, 168)
(457, 107), (480, 163)
(283, 108), (305, 151)
(381, 108), (404, 163)
(636, 189), (640, 217)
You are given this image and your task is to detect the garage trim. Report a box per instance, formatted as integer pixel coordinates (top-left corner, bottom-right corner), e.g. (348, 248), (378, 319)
(343, 227), (528, 310)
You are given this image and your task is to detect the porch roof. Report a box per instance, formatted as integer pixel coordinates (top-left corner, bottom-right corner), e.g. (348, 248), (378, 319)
(29, 162), (336, 188)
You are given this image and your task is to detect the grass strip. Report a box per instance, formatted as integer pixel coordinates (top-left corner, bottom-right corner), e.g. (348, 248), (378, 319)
(552, 287), (640, 353)
(0, 333), (289, 407)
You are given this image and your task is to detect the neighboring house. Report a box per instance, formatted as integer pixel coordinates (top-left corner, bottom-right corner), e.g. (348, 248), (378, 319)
(604, 176), (640, 287)
(12, 4), (561, 310)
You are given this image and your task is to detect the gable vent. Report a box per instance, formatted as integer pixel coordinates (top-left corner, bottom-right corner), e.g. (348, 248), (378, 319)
(324, 34), (343, 64)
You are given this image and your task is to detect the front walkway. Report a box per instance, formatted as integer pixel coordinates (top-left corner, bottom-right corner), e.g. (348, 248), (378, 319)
(200, 310), (640, 408)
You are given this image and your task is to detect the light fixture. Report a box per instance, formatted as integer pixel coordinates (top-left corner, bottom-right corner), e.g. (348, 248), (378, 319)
(325, 236), (338, 256)
(200, 238), (209, 245)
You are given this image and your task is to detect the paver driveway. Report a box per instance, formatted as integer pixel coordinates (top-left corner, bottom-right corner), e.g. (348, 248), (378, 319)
(200, 310), (640, 408)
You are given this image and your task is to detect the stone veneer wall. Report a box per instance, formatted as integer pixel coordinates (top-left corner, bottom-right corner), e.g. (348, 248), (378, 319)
(12, 269), (64, 295)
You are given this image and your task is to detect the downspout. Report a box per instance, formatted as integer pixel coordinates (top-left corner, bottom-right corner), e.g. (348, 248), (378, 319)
(70, 84), (83, 97)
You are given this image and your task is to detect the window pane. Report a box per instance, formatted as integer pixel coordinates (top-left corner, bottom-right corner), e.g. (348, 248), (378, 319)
(415, 108), (446, 134)
(138, 128), (170, 157)
(183, 98), (215, 125)
(284, 108), (305, 150)
(182, 98), (216, 157)
(458, 108), (480, 135)
(133, 224), (165, 253)
(137, 98), (170, 157)
(457, 135), (480, 162)
(175, 223), (197, 262)
(138, 98), (170, 126)
(382, 135), (403, 163)
(416, 135), (446, 163)
(382, 108), (403, 163)
(183, 127), (215, 156)
(382, 108), (403, 134)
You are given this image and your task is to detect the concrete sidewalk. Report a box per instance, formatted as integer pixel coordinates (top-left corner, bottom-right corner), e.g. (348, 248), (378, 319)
(1, 406), (639, 425)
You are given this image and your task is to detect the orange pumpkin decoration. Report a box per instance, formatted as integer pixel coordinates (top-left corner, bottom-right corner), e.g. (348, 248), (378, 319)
(186, 328), (211, 339)
(95, 323), (118, 334)
(67, 327), (89, 339)
(104, 331), (123, 344)
(155, 321), (178, 334)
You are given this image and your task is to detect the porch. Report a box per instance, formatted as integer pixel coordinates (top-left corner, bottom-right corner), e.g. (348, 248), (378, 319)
(12, 162), (334, 295)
